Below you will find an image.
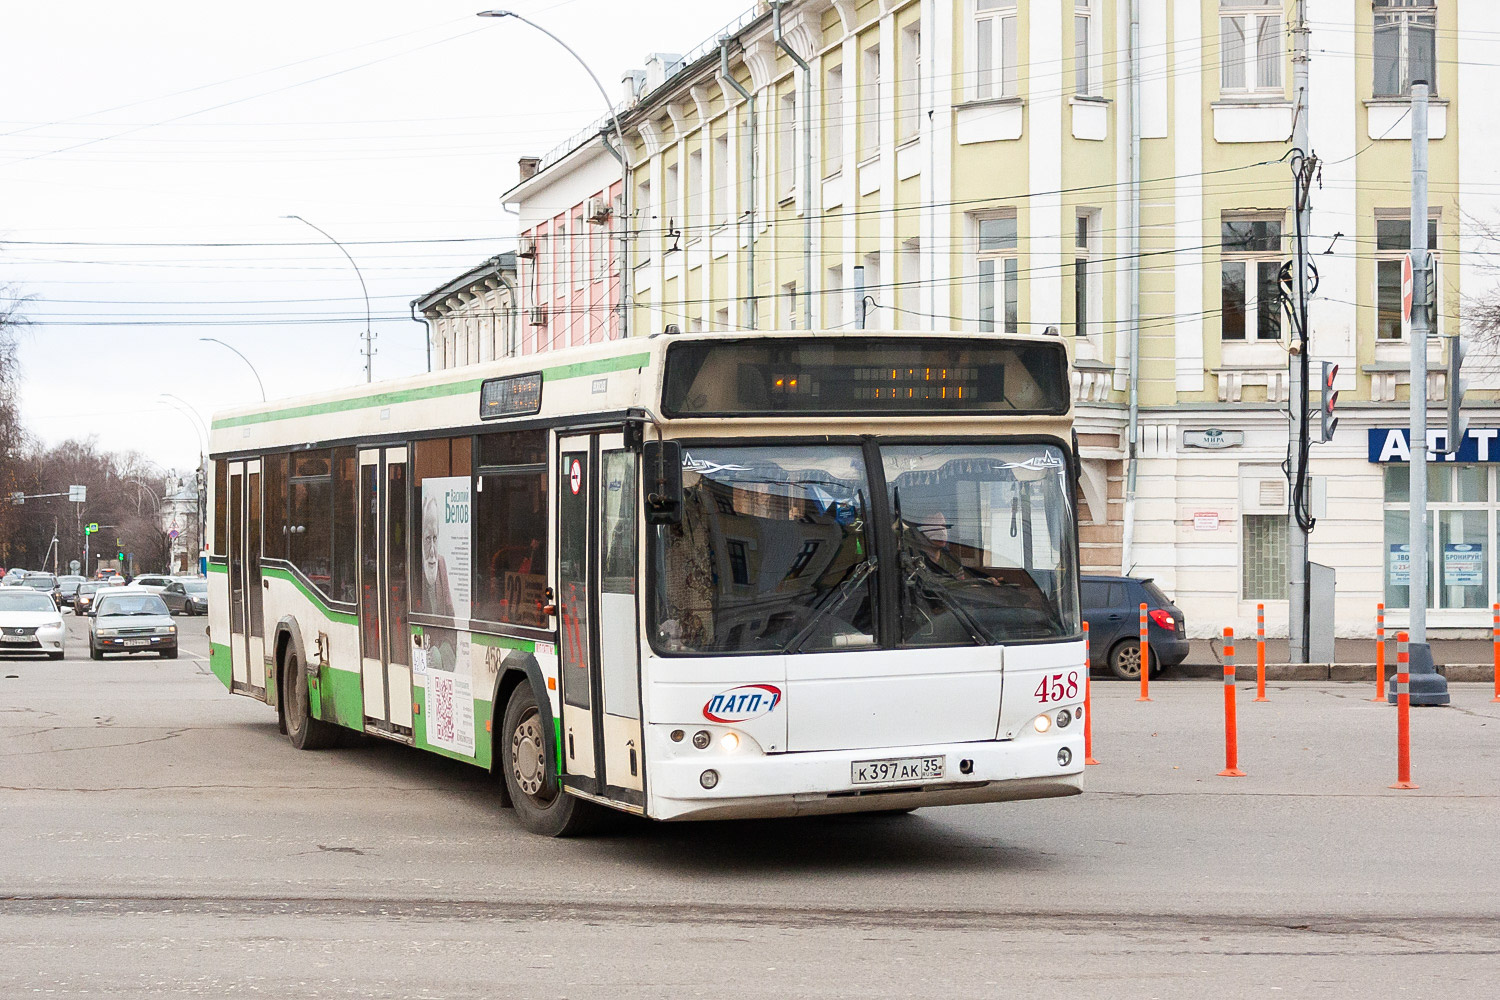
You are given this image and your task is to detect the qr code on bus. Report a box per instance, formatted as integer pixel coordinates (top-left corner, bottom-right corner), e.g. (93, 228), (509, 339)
(429, 674), (456, 744)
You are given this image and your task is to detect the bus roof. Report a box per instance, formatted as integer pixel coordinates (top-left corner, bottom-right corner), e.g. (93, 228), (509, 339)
(208, 330), (1073, 457)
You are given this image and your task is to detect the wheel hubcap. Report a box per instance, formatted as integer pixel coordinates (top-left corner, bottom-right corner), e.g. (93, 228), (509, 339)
(511, 710), (550, 799)
(1120, 647), (1140, 676)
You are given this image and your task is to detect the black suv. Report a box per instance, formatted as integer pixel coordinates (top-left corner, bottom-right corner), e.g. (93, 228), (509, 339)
(1080, 575), (1189, 679)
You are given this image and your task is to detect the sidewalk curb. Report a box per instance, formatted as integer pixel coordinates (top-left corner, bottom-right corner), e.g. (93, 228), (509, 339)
(1170, 662), (1495, 683)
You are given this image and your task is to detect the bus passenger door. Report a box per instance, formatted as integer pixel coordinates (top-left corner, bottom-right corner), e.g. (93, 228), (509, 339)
(597, 437), (643, 798)
(556, 433), (644, 805)
(358, 446), (412, 735)
(244, 459), (266, 692)
(556, 435), (597, 785)
(227, 461), (249, 691)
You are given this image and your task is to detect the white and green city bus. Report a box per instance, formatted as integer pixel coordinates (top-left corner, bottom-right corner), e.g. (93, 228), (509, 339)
(207, 331), (1086, 835)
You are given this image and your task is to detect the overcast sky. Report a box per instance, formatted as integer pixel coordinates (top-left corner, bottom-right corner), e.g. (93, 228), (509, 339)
(1, 0), (744, 474)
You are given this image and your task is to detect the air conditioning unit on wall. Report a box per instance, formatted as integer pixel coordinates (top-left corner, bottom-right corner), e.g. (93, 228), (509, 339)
(586, 197), (611, 224)
(527, 304), (549, 327)
(517, 235), (537, 258)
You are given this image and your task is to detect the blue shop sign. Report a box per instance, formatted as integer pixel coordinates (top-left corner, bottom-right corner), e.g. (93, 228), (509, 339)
(1368, 427), (1500, 464)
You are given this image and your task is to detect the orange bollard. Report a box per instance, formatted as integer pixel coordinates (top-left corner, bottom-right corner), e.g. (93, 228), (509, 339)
(1390, 631), (1417, 790)
(1492, 605), (1500, 704)
(1254, 602), (1268, 702)
(1083, 622), (1099, 765)
(1137, 602), (1151, 702)
(1372, 603), (1387, 702)
(1218, 627), (1245, 777)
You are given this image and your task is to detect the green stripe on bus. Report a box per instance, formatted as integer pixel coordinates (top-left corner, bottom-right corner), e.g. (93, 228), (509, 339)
(314, 667), (364, 730)
(207, 563), (227, 575)
(261, 566), (358, 626)
(554, 717), (563, 777)
(209, 642), (232, 689)
(209, 352), (651, 430)
(470, 633), (536, 653)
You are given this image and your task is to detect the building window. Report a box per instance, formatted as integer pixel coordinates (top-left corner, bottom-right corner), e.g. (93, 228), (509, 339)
(1374, 0), (1437, 97)
(1075, 0), (1094, 95)
(1074, 213), (1093, 337)
(572, 211), (584, 290)
(1220, 215), (1284, 341)
(727, 539), (750, 586)
(898, 23), (922, 143)
(860, 44), (881, 161)
(590, 215), (605, 283)
(779, 92), (797, 200)
(688, 146), (703, 235)
(1376, 214), (1440, 340)
(1383, 465), (1490, 611)
(901, 239), (920, 321)
(977, 215), (1018, 334)
(861, 251), (882, 329)
(664, 162), (679, 229)
(780, 280), (798, 330)
(825, 64), (844, 174)
(1220, 0), (1283, 94)
(974, 0), (1018, 100)
(711, 132), (729, 226)
(1242, 514), (1287, 601)
(826, 264), (844, 328)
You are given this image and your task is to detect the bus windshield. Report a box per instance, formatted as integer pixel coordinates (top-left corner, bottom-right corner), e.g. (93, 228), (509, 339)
(650, 441), (1077, 655)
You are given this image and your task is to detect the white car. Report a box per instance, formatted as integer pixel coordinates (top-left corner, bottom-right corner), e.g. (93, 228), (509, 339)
(131, 574), (175, 594)
(0, 589), (67, 660)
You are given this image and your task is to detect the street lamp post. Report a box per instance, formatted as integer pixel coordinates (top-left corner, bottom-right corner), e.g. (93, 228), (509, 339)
(199, 337), (266, 401)
(477, 10), (630, 340)
(283, 213), (375, 381)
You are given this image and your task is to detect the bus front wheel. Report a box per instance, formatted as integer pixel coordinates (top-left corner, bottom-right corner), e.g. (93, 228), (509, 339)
(501, 683), (603, 838)
(283, 649), (337, 751)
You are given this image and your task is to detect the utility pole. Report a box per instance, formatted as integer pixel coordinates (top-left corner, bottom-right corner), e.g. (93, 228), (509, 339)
(1403, 81), (1450, 704)
(1287, 0), (1313, 662)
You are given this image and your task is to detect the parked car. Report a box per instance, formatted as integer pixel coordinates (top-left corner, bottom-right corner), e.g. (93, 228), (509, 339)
(74, 581), (106, 616)
(132, 574), (175, 594)
(1080, 574), (1189, 679)
(88, 589), (177, 660)
(55, 575), (86, 607)
(161, 578), (208, 616)
(1, 569), (30, 587)
(0, 589), (67, 659)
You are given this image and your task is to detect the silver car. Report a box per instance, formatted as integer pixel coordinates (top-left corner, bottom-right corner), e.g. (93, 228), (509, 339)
(89, 590), (178, 660)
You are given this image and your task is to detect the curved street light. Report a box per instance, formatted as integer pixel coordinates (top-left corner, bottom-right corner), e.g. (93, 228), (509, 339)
(283, 213), (375, 382)
(477, 9), (630, 339)
(198, 337), (266, 401)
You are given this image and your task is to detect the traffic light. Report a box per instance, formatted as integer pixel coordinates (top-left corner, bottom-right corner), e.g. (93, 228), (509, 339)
(1320, 361), (1339, 443)
(1446, 336), (1470, 454)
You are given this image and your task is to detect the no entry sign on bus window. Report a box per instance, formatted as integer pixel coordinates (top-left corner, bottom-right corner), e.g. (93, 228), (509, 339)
(569, 458), (582, 495)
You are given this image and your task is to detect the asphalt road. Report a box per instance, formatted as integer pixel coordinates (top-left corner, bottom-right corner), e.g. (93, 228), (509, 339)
(1, 615), (1497, 998)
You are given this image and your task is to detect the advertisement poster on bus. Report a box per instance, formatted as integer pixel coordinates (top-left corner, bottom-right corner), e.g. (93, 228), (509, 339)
(415, 625), (474, 757)
(419, 476), (471, 620)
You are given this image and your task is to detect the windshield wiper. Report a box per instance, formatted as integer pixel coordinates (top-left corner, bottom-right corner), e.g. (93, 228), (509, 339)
(782, 557), (877, 654)
(901, 553), (998, 646)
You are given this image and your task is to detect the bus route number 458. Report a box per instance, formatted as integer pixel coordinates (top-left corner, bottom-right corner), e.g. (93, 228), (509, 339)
(1034, 672), (1080, 705)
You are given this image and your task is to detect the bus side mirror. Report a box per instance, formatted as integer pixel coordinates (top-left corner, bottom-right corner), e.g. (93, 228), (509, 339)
(642, 440), (683, 525)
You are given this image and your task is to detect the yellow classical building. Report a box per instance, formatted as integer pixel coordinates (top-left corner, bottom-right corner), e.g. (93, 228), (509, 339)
(496, 0), (1500, 638)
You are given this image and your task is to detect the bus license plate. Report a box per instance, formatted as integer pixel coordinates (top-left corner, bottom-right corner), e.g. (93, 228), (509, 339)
(851, 755), (944, 785)
(122, 639), (151, 647)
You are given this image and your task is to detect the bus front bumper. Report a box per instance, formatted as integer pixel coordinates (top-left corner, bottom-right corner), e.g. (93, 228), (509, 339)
(646, 732), (1083, 822)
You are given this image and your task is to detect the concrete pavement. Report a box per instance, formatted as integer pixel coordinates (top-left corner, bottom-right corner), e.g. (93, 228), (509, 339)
(1, 614), (1497, 997)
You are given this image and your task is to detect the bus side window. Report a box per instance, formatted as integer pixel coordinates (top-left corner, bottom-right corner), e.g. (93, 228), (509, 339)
(473, 430), (548, 627)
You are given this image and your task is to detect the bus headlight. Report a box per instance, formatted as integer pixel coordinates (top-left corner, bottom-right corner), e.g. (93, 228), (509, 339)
(700, 769), (720, 789)
(691, 730), (711, 750)
(1055, 709), (1072, 729)
(1032, 714), (1052, 734)
(719, 732), (740, 752)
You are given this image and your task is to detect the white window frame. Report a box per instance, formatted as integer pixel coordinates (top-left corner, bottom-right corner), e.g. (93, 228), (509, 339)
(973, 211), (1019, 335)
(687, 145), (704, 241)
(571, 211), (585, 291)
(971, 0), (1018, 102)
(860, 44), (882, 162)
(1074, 0), (1100, 96)
(898, 23), (922, 144)
(711, 130), (729, 227)
(589, 209), (605, 283)
(1374, 0), (1438, 98)
(664, 161), (680, 232)
(861, 251), (883, 330)
(778, 91), (797, 202)
(1073, 210), (1101, 339)
(824, 63), (844, 176)
(1375, 211), (1441, 342)
(1220, 213), (1285, 343)
(1219, 0), (1284, 96)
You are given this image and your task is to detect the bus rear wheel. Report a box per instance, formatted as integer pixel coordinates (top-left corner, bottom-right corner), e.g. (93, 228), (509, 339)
(501, 683), (602, 838)
(283, 649), (337, 751)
